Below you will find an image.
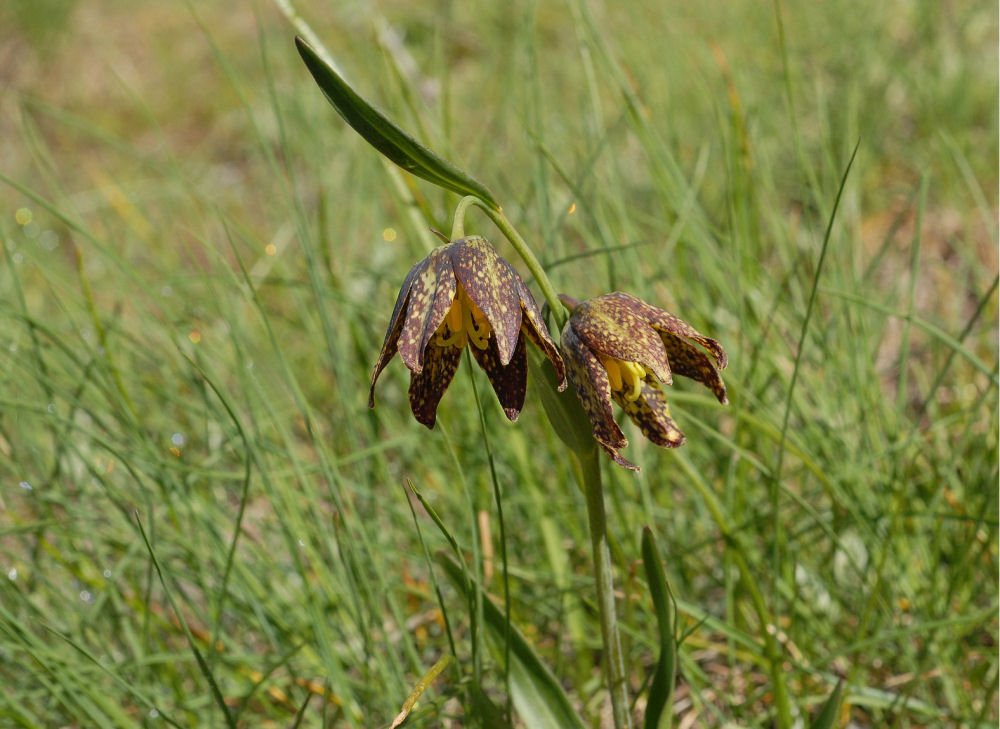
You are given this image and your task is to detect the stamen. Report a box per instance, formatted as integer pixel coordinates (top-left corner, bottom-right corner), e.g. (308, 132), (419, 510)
(599, 353), (646, 401)
(431, 286), (493, 350)
(621, 361), (646, 402)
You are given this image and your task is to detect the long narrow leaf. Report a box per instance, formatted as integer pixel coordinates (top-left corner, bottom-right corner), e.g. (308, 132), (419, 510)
(295, 36), (500, 208)
(436, 552), (586, 729)
(641, 527), (677, 729)
(810, 680), (845, 729)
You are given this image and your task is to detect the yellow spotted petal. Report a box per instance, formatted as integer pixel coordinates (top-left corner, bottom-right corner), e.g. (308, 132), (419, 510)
(617, 291), (728, 370)
(569, 294), (672, 386)
(408, 342), (463, 428)
(450, 236), (522, 366)
(659, 329), (728, 404)
(612, 377), (685, 449)
(470, 334), (528, 421)
(517, 276), (566, 391)
(399, 246), (457, 373)
(561, 324), (627, 451)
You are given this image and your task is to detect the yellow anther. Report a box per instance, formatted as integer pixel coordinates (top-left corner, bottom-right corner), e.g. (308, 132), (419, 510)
(620, 360), (646, 401)
(433, 286), (493, 350)
(599, 354), (646, 401)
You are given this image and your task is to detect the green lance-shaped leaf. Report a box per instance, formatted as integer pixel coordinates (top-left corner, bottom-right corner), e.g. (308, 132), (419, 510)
(809, 680), (845, 729)
(436, 552), (586, 729)
(528, 347), (595, 455)
(641, 527), (678, 729)
(295, 36), (500, 209)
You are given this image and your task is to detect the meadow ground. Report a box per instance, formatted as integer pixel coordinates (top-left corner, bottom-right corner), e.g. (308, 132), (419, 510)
(0, 1), (997, 727)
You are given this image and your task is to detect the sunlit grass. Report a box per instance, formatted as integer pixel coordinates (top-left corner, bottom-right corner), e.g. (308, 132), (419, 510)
(0, 0), (996, 726)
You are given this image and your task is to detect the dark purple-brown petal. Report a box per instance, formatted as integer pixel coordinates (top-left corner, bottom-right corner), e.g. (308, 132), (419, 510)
(399, 246), (457, 374)
(470, 333), (527, 421)
(370, 254), (433, 406)
(562, 324), (627, 450)
(612, 377), (685, 449)
(595, 439), (640, 471)
(449, 236), (522, 366)
(621, 291), (728, 370)
(659, 330), (728, 404)
(570, 293), (672, 386)
(515, 275), (566, 390)
(408, 343), (463, 428)
(369, 289), (409, 408)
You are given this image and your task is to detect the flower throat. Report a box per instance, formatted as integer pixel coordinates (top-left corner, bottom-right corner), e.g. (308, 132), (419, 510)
(433, 286), (492, 350)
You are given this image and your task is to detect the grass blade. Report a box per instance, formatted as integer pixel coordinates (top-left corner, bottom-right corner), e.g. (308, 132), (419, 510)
(436, 552), (586, 729)
(810, 680), (845, 729)
(295, 36), (500, 208)
(641, 527), (677, 729)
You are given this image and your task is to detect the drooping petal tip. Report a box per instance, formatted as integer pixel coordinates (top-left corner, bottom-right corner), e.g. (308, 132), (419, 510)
(369, 235), (567, 428)
(559, 290), (728, 468)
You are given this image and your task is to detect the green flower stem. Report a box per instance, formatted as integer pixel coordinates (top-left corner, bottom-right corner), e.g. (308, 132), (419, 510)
(579, 446), (632, 729)
(450, 196), (567, 330)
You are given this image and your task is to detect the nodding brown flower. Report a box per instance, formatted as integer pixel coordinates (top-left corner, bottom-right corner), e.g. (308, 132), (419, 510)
(370, 236), (567, 428)
(559, 292), (728, 470)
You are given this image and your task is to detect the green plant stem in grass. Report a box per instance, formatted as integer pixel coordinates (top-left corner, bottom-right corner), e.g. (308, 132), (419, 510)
(450, 195), (568, 330)
(578, 446), (632, 729)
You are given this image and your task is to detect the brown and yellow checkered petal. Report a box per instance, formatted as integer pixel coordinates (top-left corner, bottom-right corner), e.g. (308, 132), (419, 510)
(562, 324), (627, 449)
(613, 378), (685, 448)
(470, 333), (528, 422)
(623, 292), (728, 370)
(516, 276), (566, 390)
(398, 246), (457, 374)
(659, 330), (728, 404)
(450, 236), (522, 366)
(597, 440), (640, 471)
(370, 255), (431, 406)
(571, 293), (672, 385)
(408, 343), (463, 428)
(369, 290), (409, 408)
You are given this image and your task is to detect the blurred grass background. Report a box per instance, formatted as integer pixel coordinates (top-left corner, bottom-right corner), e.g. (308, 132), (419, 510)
(0, 0), (996, 726)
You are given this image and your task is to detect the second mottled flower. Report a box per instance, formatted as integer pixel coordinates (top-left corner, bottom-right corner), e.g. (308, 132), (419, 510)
(560, 291), (728, 470)
(370, 236), (566, 427)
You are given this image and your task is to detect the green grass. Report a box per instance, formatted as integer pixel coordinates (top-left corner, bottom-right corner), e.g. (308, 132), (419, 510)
(1, 0), (997, 727)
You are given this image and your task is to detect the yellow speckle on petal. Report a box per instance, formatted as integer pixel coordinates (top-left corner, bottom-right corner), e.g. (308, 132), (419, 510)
(382, 227), (397, 242)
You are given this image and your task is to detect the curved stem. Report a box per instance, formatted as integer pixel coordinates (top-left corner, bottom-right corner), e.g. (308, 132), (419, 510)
(579, 446), (632, 729)
(450, 195), (477, 240)
(451, 195), (567, 330)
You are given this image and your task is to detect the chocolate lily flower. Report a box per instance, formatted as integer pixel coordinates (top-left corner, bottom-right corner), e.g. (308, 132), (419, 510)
(559, 292), (727, 470)
(370, 236), (566, 427)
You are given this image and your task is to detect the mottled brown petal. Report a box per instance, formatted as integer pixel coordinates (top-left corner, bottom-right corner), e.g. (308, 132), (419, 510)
(597, 440), (640, 470)
(613, 378), (686, 448)
(399, 246), (457, 374)
(369, 290), (409, 408)
(450, 236), (522, 365)
(620, 291), (728, 370)
(562, 324), (627, 449)
(659, 330), (728, 404)
(408, 343), (463, 428)
(571, 294), (672, 385)
(470, 333), (527, 421)
(516, 276), (566, 390)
